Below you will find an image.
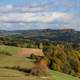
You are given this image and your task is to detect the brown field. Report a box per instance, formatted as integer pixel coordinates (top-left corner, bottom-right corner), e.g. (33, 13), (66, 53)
(17, 48), (44, 57)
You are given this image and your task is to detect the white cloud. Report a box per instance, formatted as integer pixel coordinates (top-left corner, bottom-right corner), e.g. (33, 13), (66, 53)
(6, 4), (13, 9)
(0, 4), (44, 13)
(0, 12), (70, 22)
(0, 4), (79, 30)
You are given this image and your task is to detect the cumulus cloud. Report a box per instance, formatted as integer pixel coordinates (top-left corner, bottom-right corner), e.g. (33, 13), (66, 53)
(0, 12), (71, 23)
(0, 4), (44, 13)
(0, 3), (79, 30)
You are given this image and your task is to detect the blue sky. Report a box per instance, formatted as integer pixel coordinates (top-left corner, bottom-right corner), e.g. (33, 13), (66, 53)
(0, 0), (80, 30)
(0, 0), (52, 4)
(0, 0), (28, 4)
(0, 0), (79, 12)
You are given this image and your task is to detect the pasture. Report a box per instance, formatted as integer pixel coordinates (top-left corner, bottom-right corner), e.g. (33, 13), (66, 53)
(0, 45), (79, 80)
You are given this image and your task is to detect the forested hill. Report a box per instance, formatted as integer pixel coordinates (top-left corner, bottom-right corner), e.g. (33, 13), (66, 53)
(0, 29), (80, 43)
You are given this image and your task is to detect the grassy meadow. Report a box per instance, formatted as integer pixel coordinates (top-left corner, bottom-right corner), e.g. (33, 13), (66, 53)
(0, 45), (79, 80)
(50, 70), (79, 80)
(0, 45), (21, 56)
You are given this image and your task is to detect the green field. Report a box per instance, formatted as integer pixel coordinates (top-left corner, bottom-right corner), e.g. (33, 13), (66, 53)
(0, 68), (25, 77)
(50, 70), (79, 80)
(0, 55), (34, 69)
(0, 45), (79, 80)
(0, 45), (20, 56)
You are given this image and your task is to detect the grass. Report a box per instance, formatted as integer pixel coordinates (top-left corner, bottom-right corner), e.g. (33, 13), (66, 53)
(0, 45), (79, 80)
(0, 45), (20, 56)
(0, 76), (48, 80)
(50, 70), (79, 80)
(0, 68), (25, 77)
(0, 55), (34, 69)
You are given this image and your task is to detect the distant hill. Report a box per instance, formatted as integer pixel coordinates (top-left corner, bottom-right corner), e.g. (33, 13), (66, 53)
(0, 29), (80, 43)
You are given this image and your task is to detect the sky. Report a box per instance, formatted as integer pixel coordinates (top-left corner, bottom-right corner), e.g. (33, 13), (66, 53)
(0, 0), (80, 30)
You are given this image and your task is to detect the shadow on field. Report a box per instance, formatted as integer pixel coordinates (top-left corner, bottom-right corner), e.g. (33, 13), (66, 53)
(2, 66), (50, 77)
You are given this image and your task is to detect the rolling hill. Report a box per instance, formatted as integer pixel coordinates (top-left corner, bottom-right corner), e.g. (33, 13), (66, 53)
(0, 29), (80, 43)
(0, 45), (79, 80)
